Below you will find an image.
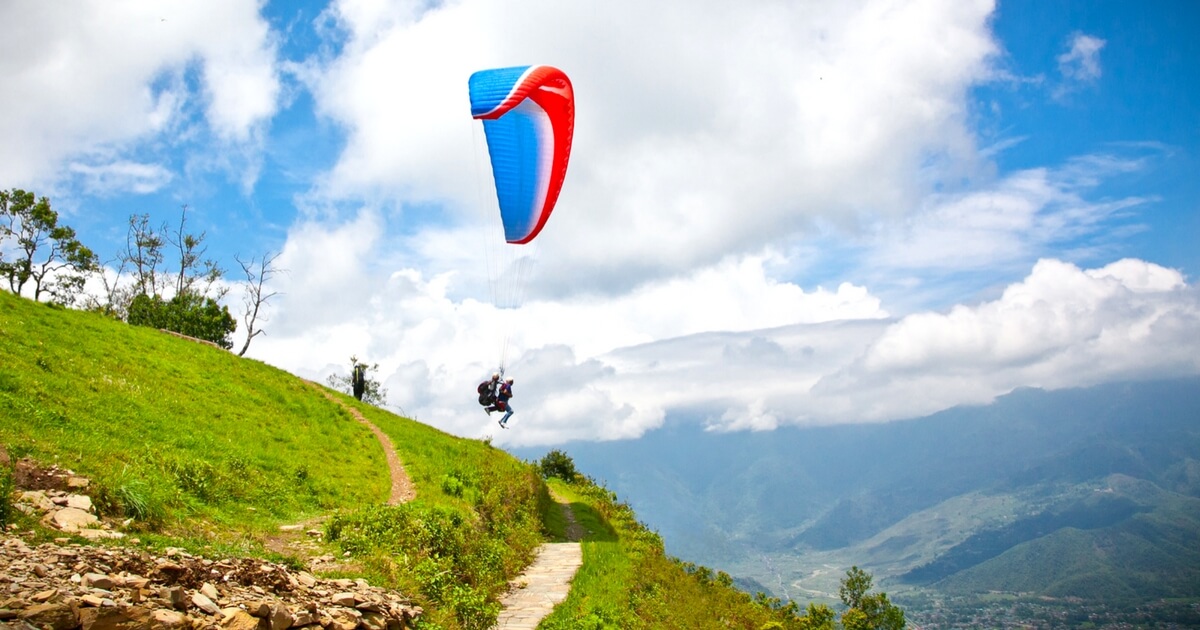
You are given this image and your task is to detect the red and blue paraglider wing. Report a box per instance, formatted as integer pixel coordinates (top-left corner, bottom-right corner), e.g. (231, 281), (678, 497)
(468, 65), (574, 244)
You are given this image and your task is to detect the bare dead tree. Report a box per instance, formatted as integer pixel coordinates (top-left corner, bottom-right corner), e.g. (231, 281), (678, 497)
(167, 205), (225, 300)
(81, 254), (133, 319)
(121, 213), (166, 297)
(235, 251), (284, 357)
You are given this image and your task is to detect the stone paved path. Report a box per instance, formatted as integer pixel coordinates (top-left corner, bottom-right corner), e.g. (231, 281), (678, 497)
(493, 491), (585, 629)
(493, 542), (582, 629)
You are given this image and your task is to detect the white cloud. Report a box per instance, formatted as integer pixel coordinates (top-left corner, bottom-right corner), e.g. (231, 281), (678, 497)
(0, 0), (280, 189)
(811, 258), (1198, 422)
(248, 173), (1199, 446)
(241, 212), (890, 441)
(1052, 32), (1105, 101)
(303, 0), (1001, 296)
(1057, 32), (1106, 83)
(68, 161), (174, 196)
(515, 257), (1196, 444)
(884, 167), (1146, 268)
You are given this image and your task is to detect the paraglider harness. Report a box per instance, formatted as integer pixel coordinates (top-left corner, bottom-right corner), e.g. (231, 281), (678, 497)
(477, 373), (500, 407)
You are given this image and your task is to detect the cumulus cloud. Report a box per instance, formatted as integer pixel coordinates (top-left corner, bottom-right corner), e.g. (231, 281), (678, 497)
(302, 0), (1000, 296)
(522, 258), (1196, 444)
(244, 191), (1199, 446)
(0, 0), (280, 188)
(811, 258), (1197, 422)
(243, 212), (891, 440)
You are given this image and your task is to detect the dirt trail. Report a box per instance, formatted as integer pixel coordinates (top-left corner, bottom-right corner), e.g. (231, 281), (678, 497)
(559, 493), (586, 543)
(264, 384), (416, 563)
(307, 383), (588, 628)
(493, 490), (585, 629)
(310, 382), (415, 504)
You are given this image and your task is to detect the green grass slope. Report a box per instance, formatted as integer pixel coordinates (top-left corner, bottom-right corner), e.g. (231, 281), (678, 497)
(0, 291), (548, 628)
(538, 477), (823, 630)
(1, 291), (818, 630)
(0, 289), (389, 529)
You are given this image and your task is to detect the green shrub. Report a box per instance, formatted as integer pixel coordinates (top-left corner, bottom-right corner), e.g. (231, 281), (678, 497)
(538, 449), (578, 481)
(326, 502), (503, 629)
(127, 292), (236, 349)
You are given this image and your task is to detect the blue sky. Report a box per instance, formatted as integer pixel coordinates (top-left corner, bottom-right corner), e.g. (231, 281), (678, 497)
(2, 0), (1197, 445)
(982, 0), (1199, 272)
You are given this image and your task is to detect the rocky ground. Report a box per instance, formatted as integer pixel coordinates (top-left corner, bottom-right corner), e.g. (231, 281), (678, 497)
(0, 457), (422, 630)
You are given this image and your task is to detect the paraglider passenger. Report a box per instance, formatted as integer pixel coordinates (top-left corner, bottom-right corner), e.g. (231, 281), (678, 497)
(488, 377), (514, 428)
(478, 373), (500, 412)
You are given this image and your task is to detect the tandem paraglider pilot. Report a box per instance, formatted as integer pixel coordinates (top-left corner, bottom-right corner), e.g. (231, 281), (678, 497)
(486, 378), (514, 428)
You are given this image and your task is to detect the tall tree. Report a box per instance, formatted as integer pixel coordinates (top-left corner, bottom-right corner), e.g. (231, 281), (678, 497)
(235, 251), (283, 357)
(0, 189), (98, 304)
(838, 566), (905, 630)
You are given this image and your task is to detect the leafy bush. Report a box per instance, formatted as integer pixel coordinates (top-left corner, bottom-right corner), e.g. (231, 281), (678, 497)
(127, 292), (236, 349)
(539, 449), (578, 481)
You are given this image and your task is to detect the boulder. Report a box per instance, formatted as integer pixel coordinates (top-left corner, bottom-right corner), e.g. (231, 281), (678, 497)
(52, 507), (99, 532)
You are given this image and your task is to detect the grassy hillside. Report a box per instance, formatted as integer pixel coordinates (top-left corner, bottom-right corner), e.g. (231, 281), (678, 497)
(0, 289), (547, 627)
(1, 290), (819, 630)
(0, 289), (389, 531)
(537, 476), (834, 629)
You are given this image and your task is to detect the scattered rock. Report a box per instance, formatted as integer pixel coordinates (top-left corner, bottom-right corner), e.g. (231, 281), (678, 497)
(150, 608), (187, 628)
(82, 572), (114, 590)
(0, 534), (423, 629)
(223, 609), (262, 630)
(0, 458), (423, 629)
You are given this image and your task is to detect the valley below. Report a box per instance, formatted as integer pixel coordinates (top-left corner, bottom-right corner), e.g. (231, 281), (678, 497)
(515, 377), (1200, 628)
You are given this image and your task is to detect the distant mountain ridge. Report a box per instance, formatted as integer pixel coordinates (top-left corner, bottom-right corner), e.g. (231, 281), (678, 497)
(513, 377), (1200, 604)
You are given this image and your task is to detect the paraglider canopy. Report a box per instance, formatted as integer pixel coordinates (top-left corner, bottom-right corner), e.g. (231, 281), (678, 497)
(468, 65), (574, 244)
